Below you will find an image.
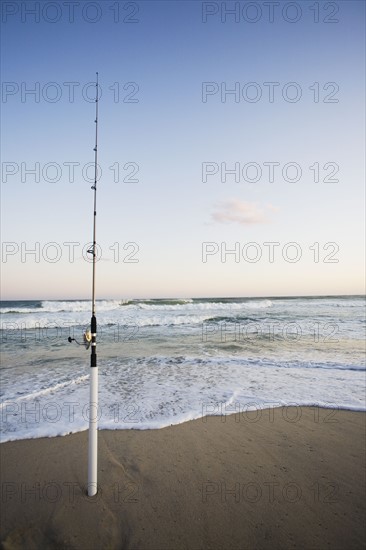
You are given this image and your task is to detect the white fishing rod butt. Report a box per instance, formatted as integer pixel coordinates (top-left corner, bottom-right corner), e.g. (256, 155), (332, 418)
(88, 363), (98, 497)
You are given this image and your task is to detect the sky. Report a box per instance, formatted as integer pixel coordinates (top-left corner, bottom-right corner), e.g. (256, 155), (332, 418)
(1, 0), (365, 300)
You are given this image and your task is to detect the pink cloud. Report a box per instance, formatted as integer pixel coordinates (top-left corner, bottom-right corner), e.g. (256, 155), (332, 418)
(211, 199), (274, 225)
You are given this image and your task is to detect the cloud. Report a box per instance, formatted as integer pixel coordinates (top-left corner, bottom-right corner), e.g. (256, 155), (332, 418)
(211, 199), (275, 225)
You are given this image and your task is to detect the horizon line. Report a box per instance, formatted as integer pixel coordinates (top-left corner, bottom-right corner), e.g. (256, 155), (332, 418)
(1, 293), (364, 302)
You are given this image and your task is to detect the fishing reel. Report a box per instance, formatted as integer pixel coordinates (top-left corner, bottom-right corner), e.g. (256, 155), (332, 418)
(68, 328), (92, 350)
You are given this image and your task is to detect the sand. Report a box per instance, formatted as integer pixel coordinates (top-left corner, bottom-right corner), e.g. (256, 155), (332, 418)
(1, 407), (365, 550)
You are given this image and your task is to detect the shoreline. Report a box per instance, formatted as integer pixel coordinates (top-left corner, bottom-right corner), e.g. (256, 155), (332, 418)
(2, 403), (366, 445)
(1, 407), (365, 549)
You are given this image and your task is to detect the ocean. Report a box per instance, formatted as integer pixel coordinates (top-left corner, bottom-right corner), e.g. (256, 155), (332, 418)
(1, 295), (365, 442)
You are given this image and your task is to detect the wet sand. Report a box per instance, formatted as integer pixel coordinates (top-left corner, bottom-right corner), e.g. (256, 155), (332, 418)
(1, 407), (365, 549)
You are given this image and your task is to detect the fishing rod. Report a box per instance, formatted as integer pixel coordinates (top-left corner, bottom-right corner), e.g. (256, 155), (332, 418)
(68, 72), (99, 497)
(87, 71), (99, 497)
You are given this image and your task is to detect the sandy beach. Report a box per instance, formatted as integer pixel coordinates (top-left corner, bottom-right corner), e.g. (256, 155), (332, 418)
(1, 407), (365, 550)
